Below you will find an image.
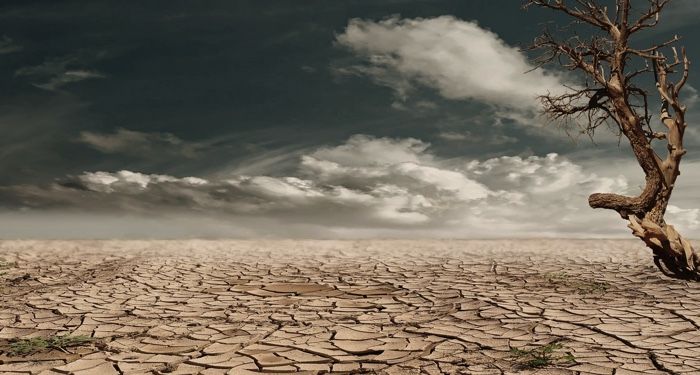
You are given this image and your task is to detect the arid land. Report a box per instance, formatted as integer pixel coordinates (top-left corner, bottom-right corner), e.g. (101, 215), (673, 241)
(0, 239), (699, 375)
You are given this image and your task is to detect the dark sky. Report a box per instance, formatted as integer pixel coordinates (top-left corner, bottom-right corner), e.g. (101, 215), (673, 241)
(1, 0), (700, 238)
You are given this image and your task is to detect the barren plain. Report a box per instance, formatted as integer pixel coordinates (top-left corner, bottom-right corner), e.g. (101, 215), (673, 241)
(1, 239), (699, 375)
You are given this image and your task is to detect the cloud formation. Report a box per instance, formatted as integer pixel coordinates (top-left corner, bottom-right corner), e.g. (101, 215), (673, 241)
(0, 35), (22, 54)
(438, 130), (518, 145)
(15, 53), (105, 91)
(35, 70), (105, 91)
(5, 134), (690, 239)
(78, 128), (201, 158)
(336, 16), (565, 109)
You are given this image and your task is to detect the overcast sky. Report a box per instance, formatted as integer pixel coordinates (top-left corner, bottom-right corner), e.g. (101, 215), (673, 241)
(1, 0), (700, 239)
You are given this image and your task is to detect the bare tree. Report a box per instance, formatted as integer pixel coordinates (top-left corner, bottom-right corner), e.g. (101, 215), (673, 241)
(525, 0), (699, 279)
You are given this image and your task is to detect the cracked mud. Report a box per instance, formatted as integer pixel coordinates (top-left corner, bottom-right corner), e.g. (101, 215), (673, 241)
(1, 239), (699, 374)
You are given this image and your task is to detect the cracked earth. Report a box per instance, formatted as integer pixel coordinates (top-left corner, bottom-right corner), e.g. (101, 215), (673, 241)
(1, 240), (700, 375)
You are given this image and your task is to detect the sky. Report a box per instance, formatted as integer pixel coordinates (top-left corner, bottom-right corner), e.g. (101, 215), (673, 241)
(1, 0), (700, 239)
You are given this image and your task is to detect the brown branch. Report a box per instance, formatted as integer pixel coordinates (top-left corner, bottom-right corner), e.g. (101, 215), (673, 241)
(529, 32), (610, 85)
(675, 47), (690, 94)
(629, 0), (672, 34)
(627, 35), (681, 60)
(526, 0), (615, 30)
(653, 47), (689, 190)
(588, 188), (658, 218)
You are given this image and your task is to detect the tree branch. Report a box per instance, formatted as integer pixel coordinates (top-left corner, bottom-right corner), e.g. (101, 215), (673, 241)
(629, 0), (672, 34)
(526, 0), (615, 30)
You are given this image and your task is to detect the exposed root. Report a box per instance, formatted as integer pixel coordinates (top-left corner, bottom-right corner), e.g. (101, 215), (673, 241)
(628, 215), (700, 280)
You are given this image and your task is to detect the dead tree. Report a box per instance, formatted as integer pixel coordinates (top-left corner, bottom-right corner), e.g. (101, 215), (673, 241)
(526, 0), (699, 280)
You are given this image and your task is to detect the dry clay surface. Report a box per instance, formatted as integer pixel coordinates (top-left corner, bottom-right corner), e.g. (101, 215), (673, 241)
(1, 240), (700, 375)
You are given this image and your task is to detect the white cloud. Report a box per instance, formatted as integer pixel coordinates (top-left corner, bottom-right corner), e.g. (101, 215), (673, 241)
(298, 135), (489, 203)
(666, 205), (700, 234)
(77, 170), (206, 193)
(307, 134), (431, 167)
(336, 16), (566, 109)
(466, 153), (628, 195)
(4, 134), (688, 239)
(438, 130), (517, 145)
(460, 153), (632, 236)
(78, 128), (201, 158)
(682, 84), (699, 109)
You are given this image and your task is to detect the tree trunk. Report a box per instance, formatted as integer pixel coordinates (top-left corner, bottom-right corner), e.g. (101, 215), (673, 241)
(590, 172), (700, 280)
(589, 82), (700, 280)
(630, 193), (700, 280)
(526, 0), (699, 280)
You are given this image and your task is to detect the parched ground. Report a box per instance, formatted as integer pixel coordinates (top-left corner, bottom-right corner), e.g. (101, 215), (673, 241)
(1, 240), (700, 375)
